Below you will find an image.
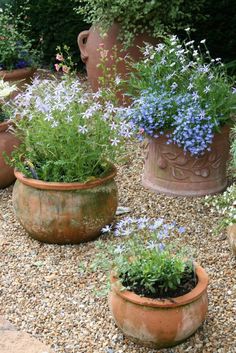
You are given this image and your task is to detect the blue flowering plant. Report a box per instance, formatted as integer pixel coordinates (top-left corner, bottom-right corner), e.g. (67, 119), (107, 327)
(6, 76), (132, 183)
(126, 32), (236, 156)
(91, 217), (195, 298)
(0, 6), (39, 71)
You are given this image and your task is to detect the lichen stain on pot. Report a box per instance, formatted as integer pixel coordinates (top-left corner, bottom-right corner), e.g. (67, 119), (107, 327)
(13, 170), (118, 244)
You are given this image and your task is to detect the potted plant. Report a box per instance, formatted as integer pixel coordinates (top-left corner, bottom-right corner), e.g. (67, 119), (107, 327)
(7, 76), (131, 244)
(124, 33), (236, 196)
(205, 127), (236, 256)
(76, 0), (206, 91)
(0, 5), (39, 91)
(90, 217), (208, 348)
(0, 78), (19, 188)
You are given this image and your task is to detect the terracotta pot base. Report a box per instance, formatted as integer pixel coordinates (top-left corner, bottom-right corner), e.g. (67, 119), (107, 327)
(109, 265), (208, 348)
(13, 168), (118, 244)
(0, 121), (20, 188)
(142, 126), (230, 197)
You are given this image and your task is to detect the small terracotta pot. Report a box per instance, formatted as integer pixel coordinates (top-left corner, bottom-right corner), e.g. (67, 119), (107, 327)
(13, 167), (118, 244)
(227, 224), (236, 256)
(0, 120), (20, 188)
(109, 265), (208, 348)
(0, 67), (36, 98)
(78, 23), (158, 93)
(142, 125), (230, 196)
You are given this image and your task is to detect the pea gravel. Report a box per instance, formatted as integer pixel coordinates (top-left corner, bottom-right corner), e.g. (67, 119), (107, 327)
(0, 141), (236, 353)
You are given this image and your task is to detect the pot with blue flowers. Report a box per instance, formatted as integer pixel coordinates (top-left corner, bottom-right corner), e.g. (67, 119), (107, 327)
(0, 79), (19, 188)
(91, 217), (209, 348)
(126, 33), (236, 196)
(7, 77), (131, 244)
(0, 6), (38, 94)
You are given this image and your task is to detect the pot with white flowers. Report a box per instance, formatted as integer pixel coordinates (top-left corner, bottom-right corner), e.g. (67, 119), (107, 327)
(0, 79), (19, 188)
(76, 0), (205, 92)
(126, 33), (236, 196)
(0, 6), (38, 95)
(7, 77), (130, 244)
(92, 217), (209, 348)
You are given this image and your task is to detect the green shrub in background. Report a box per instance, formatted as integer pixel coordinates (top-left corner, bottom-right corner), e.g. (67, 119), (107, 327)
(5, 0), (88, 68)
(190, 0), (236, 75)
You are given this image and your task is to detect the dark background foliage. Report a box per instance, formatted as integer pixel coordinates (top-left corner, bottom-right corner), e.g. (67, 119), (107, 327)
(1, 0), (89, 68)
(190, 0), (236, 74)
(0, 0), (235, 73)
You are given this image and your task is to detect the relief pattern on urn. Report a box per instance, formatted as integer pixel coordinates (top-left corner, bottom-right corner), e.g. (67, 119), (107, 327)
(142, 126), (230, 196)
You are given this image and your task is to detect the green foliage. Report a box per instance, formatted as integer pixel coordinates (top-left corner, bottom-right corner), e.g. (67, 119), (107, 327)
(89, 218), (193, 297)
(0, 79), (16, 121)
(191, 0), (236, 74)
(205, 184), (236, 231)
(204, 124), (236, 231)
(0, 5), (40, 70)
(6, 76), (130, 182)
(9, 0), (88, 66)
(74, 0), (207, 48)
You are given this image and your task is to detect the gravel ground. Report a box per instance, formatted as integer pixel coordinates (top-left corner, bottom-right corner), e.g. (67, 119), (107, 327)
(0, 141), (236, 353)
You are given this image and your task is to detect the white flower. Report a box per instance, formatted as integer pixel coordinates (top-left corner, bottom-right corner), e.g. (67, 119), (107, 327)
(78, 125), (88, 134)
(110, 138), (120, 146)
(115, 76), (121, 85)
(101, 225), (112, 233)
(204, 86), (210, 94)
(200, 39), (206, 44)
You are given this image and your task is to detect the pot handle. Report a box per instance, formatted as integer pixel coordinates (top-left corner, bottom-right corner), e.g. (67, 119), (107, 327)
(77, 30), (89, 63)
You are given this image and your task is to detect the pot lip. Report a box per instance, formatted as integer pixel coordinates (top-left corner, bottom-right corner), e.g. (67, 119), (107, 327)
(14, 165), (117, 190)
(148, 124), (230, 142)
(110, 264), (208, 308)
(0, 67), (36, 75)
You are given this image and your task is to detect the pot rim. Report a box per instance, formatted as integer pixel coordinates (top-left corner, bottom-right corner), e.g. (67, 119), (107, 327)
(0, 67), (36, 75)
(110, 264), (208, 308)
(14, 165), (117, 191)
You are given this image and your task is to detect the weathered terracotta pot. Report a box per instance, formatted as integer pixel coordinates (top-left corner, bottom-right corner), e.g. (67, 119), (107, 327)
(109, 265), (208, 348)
(78, 23), (157, 93)
(227, 224), (236, 256)
(0, 67), (36, 97)
(0, 120), (20, 188)
(13, 167), (118, 244)
(142, 126), (230, 196)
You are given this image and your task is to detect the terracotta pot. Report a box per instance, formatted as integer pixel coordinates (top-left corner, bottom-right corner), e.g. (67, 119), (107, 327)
(0, 120), (20, 188)
(78, 23), (158, 93)
(109, 265), (208, 348)
(12, 167), (118, 244)
(0, 67), (36, 98)
(227, 225), (236, 256)
(142, 126), (230, 196)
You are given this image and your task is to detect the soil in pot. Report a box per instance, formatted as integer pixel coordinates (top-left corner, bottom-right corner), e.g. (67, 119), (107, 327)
(122, 268), (198, 299)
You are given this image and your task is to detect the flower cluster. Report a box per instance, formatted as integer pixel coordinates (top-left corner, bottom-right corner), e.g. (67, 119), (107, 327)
(95, 216), (191, 297)
(54, 45), (76, 74)
(0, 79), (16, 122)
(7, 76), (132, 182)
(205, 184), (236, 231)
(127, 34), (236, 155)
(0, 6), (39, 70)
